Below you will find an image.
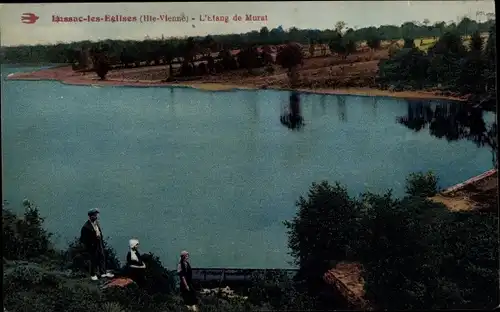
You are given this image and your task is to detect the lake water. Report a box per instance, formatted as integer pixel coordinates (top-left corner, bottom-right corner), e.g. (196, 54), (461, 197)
(1, 66), (495, 269)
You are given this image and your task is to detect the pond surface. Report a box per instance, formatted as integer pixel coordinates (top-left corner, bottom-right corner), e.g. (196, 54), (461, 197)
(1, 66), (495, 269)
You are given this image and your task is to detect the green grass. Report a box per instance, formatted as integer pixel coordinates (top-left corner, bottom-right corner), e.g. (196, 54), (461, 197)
(414, 37), (437, 52)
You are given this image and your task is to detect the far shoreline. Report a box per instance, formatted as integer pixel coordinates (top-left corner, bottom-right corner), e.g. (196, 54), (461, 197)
(5, 65), (468, 102)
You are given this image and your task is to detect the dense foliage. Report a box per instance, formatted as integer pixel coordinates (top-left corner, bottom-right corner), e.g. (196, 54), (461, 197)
(247, 270), (316, 310)
(377, 23), (496, 111)
(405, 171), (439, 197)
(275, 42), (304, 87)
(1, 17), (494, 71)
(2, 199), (56, 261)
(285, 172), (498, 309)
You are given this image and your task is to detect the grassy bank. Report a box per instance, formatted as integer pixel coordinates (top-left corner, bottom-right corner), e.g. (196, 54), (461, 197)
(1, 200), (311, 312)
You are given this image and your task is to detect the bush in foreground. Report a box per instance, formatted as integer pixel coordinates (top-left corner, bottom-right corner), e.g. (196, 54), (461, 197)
(248, 269), (316, 310)
(285, 171), (498, 309)
(64, 237), (121, 275)
(2, 199), (57, 261)
(405, 170), (439, 197)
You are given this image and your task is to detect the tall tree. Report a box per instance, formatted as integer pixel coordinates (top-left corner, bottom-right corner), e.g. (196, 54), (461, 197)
(309, 40), (315, 58)
(335, 21), (346, 34)
(259, 26), (269, 38)
(92, 50), (109, 80)
(163, 42), (177, 79)
(328, 32), (345, 57)
(284, 181), (363, 294)
(366, 35), (381, 52)
(276, 42), (304, 88)
(422, 18), (431, 31)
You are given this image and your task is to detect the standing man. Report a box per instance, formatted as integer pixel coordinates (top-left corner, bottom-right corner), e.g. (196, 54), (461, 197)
(80, 208), (114, 281)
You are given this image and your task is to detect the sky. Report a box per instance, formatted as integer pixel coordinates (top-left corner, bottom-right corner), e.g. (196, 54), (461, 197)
(0, 1), (495, 46)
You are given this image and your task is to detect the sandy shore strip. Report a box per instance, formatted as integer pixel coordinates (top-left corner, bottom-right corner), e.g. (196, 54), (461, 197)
(6, 66), (467, 102)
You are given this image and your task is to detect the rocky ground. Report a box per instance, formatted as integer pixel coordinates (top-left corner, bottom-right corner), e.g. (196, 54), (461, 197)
(324, 261), (371, 310)
(430, 170), (498, 213)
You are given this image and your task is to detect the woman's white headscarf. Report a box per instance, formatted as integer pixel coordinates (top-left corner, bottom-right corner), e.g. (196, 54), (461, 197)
(177, 250), (189, 273)
(129, 239), (139, 262)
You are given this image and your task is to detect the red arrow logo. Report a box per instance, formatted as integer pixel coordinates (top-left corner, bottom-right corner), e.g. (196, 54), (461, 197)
(21, 13), (39, 24)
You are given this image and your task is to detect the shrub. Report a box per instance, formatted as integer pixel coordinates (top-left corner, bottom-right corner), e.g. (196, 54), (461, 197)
(377, 47), (430, 90)
(100, 302), (128, 312)
(388, 45), (401, 58)
(2, 200), (55, 261)
(248, 270), (316, 310)
(276, 42), (304, 70)
(102, 284), (162, 312)
(197, 295), (257, 312)
(405, 171), (439, 197)
(140, 252), (176, 295)
(357, 192), (447, 309)
(366, 36), (381, 50)
(437, 212), (499, 309)
(63, 237), (121, 274)
(403, 37), (415, 49)
(358, 192), (498, 309)
(94, 54), (110, 80)
(283, 181), (363, 297)
(3, 262), (105, 312)
(265, 65), (275, 74)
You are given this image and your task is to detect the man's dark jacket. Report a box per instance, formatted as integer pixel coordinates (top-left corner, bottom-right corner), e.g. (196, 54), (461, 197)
(80, 220), (104, 251)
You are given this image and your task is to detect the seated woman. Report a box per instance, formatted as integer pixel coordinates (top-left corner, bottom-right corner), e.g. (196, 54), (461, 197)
(126, 238), (147, 286)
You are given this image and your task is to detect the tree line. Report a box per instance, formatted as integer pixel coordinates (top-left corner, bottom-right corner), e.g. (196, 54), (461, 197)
(377, 21), (496, 111)
(1, 15), (495, 67)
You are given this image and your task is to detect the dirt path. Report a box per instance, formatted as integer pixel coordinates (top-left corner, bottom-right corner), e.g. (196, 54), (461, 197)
(430, 170), (498, 213)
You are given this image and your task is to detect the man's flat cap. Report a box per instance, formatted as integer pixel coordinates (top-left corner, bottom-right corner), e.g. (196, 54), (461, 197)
(87, 208), (100, 216)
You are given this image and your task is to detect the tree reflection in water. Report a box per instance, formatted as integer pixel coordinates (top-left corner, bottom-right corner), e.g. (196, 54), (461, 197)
(320, 94), (326, 115)
(372, 97), (378, 119)
(337, 96), (346, 122)
(280, 91), (304, 130)
(397, 99), (498, 167)
(168, 87), (177, 118)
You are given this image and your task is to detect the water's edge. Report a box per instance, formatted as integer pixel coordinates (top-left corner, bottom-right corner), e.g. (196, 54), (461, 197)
(5, 64), (467, 102)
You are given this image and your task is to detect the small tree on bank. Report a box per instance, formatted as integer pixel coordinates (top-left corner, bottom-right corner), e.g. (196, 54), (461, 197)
(91, 47), (110, 80)
(284, 181), (363, 296)
(276, 42), (304, 88)
(2, 199), (55, 261)
(366, 36), (381, 51)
